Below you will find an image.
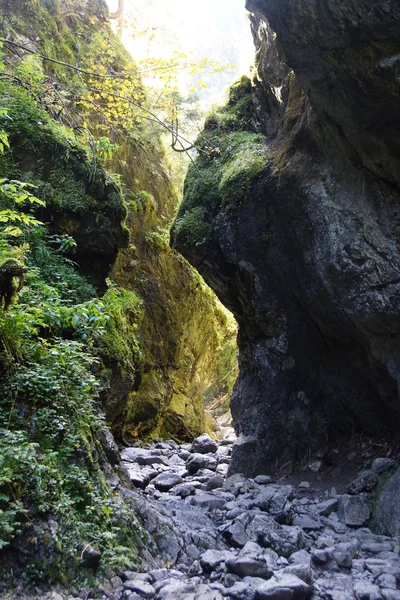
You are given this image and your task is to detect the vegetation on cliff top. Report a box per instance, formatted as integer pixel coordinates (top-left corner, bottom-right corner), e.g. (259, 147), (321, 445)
(172, 76), (270, 249)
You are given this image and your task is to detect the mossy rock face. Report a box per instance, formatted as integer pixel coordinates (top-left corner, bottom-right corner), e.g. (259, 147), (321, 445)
(0, 80), (127, 288)
(172, 78), (271, 254)
(111, 243), (229, 442)
(0, 0), (237, 469)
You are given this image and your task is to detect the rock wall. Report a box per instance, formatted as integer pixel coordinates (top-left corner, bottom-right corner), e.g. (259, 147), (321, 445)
(0, 0), (237, 580)
(172, 1), (400, 474)
(0, 0), (235, 443)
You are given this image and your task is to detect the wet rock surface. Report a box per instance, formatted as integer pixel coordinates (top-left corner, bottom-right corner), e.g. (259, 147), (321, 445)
(20, 439), (399, 600)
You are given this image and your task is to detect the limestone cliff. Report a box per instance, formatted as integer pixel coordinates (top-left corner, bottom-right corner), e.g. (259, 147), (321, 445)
(172, 0), (400, 475)
(0, 0), (236, 580)
(0, 0), (234, 443)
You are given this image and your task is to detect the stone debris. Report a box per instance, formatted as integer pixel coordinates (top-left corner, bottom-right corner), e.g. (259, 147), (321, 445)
(12, 435), (400, 600)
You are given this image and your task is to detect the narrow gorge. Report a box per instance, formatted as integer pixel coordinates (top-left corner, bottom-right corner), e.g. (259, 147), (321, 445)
(0, 1), (400, 599)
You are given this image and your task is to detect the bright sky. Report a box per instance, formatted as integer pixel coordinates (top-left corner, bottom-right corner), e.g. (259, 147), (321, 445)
(106, 0), (255, 107)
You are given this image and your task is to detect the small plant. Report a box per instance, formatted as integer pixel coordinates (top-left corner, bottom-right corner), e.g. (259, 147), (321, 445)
(145, 229), (170, 253)
(96, 136), (118, 162)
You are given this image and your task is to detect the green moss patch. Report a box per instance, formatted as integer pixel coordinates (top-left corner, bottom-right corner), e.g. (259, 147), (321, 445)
(172, 76), (270, 249)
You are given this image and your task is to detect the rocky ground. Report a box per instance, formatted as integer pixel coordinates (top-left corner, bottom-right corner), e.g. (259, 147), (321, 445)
(12, 430), (400, 600)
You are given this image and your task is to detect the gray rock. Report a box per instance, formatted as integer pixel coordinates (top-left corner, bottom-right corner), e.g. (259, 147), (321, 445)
(346, 471), (378, 495)
(313, 499), (338, 516)
(361, 541), (395, 553)
(157, 580), (195, 599)
(200, 549), (236, 571)
(191, 434), (218, 454)
(124, 580), (155, 598)
(222, 519), (250, 548)
(254, 475), (273, 485)
(332, 541), (359, 568)
(136, 454), (169, 466)
(375, 574), (397, 590)
(292, 515), (322, 531)
(226, 556), (274, 579)
(190, 493), (226, 510)
(364, 559), (400, 580)
(382, 591), (400, 600)
(263, 525), (304, 558)
(226, 582), (257, 599)
(206, 474), (225, 491)
(152, 471), (183, 492)
(255, 573), (312, 600)
(240, 541), (265, 556)
(204, 456), (218, 471)
(178, 449), (191, 460)
(298, 482), (310, 490)
(246, 514), (279, 543)
(224, 474), (261, 497)
(311, 548), (334, 565)
(353, 581), (382, 600)
(250, 489), (276, 511)
(375, 469), (400, 536)
(193, 583), (224, 600)
(187, 453), (207, 474)
(269, 494), (289, 514)
(371, 458), (396, 475)
(150, 568), (169, 581)
(121, 447), (148, 462)
(169, 453), (186, 466)
(338, 495), (370, 527)
(126, 467), (151, 489)
(289, 550), (311, 565)
(174, 482), (200, 498)
(216, 445), (231, 458)
(216, 463), (230, 476)
(278, 565), (313, 586)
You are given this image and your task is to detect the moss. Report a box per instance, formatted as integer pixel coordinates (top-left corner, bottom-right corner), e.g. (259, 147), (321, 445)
(128, 191), (157, 215)
(97, 286), (143, 371)
(173, 131), (269, 248)
(0, 259), (26, 310)
(172, 76), (270, 250)
(218, 132), (271, 204)
(205, 75), (254, 132)
(173, 207), (214, 247)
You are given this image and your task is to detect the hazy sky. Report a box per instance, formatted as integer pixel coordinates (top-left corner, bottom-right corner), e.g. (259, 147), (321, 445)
(106, 0), (255, 106)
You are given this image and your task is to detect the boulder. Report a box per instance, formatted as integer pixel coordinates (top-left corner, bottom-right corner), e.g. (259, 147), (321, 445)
(255, 574), (312, 600)
(152, 472), (183, 492)
(200, 549), (236, 572)
(371, 458), (396, 476)
(206, 474), (225, 491)
(338, 495), (370, 528)
(191, 434), (218, 454)
(346, 471), (378, 495)
(187, 453), (207, 474)
(226, 556), (274, 579)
